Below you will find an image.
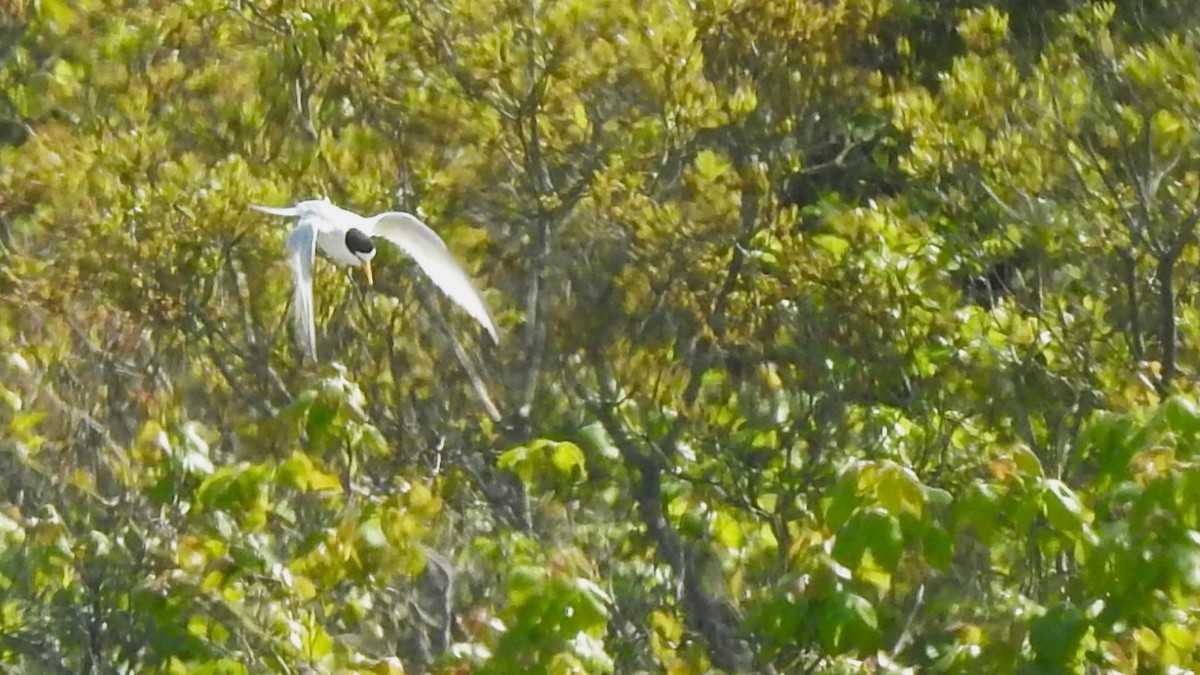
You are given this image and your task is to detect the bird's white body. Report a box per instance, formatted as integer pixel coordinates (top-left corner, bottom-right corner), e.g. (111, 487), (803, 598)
(252, 197), (499, 361)
(310, 202), (370, 266)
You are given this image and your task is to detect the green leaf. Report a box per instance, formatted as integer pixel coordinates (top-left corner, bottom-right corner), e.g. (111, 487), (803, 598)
(577, 422), (618, 460)
(10, 411), (46, 435)
(37, 0), (78, 29)
(694, 149), (731, 182)
(1163, 396), (1200, 437)
(1162, 622), (1196, 650)
(277, 452), (315, 490)
(833, 507), (904, 573)
(845, 593), (878, 632)
(306, 402), (338, 439)
(877, 462), (925, 518)
(1029, 603), (1089, 666)
(1081, 410), (1143, 480)
(571, 577), (611, 623)
(195, 466), (242, 510)
(550, 441), (586, 478)
(195, 463), (271, 515)
(571, 102), (589, 131)
(0, 386), (21, 411)
(729, 84), (758, 117)
(358, 517), (388, 551)
(1134, 626), (1162, 654)
(404, 482), (441, 519)
(306, 468), (342, 493)
(825, 464), (864, 530)
(497, 445), (533, 484)
(186, 615), (209, 640)
(1151, 109), (1188, 143)
(1042, 478), (1091, 536)
(813, 234), (851, 259)
(819, 591), (880, 654)
(924, 486), (953, 508)
(956, 482), (1002, 544)
(921, 522), (954, 570)
(278, 451), (343, 494)
(1011, 443), (1044, 478)
(358, 424), (390, 457)
(712, 510), (744, 550)
(506, 565), (549, 607)
(498, 440), (586, 487)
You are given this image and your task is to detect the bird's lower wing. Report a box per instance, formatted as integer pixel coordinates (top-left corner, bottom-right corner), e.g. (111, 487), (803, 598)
(368, 212), (499, 343)
(286, 221), (319, 361)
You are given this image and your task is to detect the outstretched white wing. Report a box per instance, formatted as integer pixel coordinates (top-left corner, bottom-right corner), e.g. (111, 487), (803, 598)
(367, 212), (499, 343)
(285, 221), (319, 361)
(250, 204), (300, 217)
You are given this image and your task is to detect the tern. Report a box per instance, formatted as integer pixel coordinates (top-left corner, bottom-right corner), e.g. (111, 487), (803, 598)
(251, 198), (499, 361)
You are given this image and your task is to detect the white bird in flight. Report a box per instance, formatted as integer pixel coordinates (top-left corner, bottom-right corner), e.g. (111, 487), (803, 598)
(251, 198), (499, 361)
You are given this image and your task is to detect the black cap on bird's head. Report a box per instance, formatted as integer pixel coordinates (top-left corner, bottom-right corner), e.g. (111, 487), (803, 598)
(345, 228), (376, 285)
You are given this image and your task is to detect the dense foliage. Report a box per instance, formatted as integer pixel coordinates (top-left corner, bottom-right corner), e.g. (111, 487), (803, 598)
(3, 1), (1200, 672)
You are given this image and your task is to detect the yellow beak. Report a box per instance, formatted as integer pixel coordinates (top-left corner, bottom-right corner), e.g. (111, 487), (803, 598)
(363, 260), (374, 286)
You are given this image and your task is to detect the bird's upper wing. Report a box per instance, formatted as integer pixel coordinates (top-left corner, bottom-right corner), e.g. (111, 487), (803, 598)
(250, 204), (301, 217)
(285, 221), (319, 361)
(367, 212), (499, 343)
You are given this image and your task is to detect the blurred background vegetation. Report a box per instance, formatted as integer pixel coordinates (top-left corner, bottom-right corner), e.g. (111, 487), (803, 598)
(3, 0), (1200, 672)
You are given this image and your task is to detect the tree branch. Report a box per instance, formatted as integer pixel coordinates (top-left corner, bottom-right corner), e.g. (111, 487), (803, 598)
(586, 350), (752, 672)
